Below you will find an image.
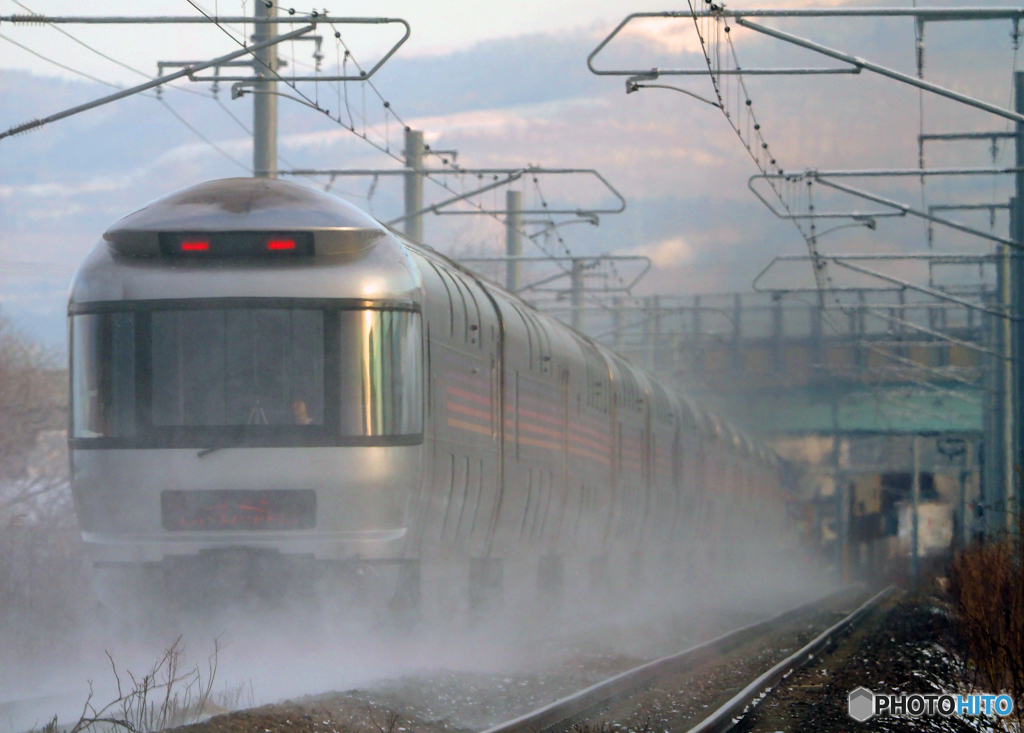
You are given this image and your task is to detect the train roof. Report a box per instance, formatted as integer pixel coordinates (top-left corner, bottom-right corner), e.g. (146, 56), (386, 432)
(72, 178), (420, 305)
(104, 177), (386, 258)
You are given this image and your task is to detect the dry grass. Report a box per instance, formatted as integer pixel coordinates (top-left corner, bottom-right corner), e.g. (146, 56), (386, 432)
(948, 515), (1024, 731)
(36, 638), (245, 733)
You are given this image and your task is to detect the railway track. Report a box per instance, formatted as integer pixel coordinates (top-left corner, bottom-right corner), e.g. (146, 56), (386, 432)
(1, 587), (885, 733)
(481, 586), (892, 733)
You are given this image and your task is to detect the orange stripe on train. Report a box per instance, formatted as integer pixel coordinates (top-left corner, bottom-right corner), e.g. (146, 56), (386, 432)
(446, 385), (491, 406)
(447, 417), (493, 437)
(447, 401), (491, 422)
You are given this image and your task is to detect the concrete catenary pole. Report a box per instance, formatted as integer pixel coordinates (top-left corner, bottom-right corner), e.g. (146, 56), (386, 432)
(505, 190), (522, 291)
(252, 1), (278, 178)
(404, 128), (424, 241)
(1013, 69), (1024, 534)
(613, 296), (623, 352)
(960, 441), (972, 549)
(571, 258), (584, 331)
(911, 435), (921, 578)
(1004, 233), (1015, 534)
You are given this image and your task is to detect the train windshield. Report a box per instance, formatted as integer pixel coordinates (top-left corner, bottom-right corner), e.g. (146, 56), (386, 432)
(70, 303), (422, 447)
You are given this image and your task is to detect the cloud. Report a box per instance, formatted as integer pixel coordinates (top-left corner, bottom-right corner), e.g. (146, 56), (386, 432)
(635, 235), (696, 267)
(614, 16), (760, 57)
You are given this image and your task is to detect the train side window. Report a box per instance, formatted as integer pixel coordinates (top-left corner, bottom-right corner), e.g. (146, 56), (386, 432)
(534, 314), (551, 374)
(651, 382), (672, 424)
(71, 312), (136, 438)
(523, 311), (549, 374)
(425, 260), (455, 338)
(449, 273), (472, 343)
(337, 309), (423, 436)
(504, 303), (534, 370)
(455, 274), (483, 348)
(612, 357), (641, 414)
(579, 341), (609, 414)
(433, 265), (466, 342)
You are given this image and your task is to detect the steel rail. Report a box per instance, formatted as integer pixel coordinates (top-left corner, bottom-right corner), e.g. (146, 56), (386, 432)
(479, 586), (872, 733)
(684, 586), (894, 733)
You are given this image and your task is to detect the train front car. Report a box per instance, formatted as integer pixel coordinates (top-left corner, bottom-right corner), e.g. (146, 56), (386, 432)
(69, 178), (425, 607)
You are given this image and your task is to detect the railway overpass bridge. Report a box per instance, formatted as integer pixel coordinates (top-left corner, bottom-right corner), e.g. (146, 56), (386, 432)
(554, 284), (999, 578)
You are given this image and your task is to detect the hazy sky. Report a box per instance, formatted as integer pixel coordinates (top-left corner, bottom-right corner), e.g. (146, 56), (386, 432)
(3, 0), (1024, 343)
(0, 0), (695, 82)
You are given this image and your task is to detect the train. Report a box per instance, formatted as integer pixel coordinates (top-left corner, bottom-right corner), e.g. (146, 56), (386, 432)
(68, 177), (793, 617)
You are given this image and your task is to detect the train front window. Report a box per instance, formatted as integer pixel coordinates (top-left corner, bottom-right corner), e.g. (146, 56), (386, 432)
(151, 309), (325, 429)
(70, 302), (423, 446)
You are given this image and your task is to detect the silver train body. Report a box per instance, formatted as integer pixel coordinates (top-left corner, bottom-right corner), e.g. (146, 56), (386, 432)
(68, 178), (789, 608)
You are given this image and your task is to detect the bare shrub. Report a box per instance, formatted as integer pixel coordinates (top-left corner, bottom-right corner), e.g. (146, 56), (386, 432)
(948, 518), (1024, 730)
(366, 704), (400, 733)
(53, 638), (226, 733)
(0, 311), (67, 515)
(0, 311), (92, 668)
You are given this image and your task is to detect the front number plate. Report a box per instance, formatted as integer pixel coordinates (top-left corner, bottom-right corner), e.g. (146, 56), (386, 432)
(161, 490), (316, 531)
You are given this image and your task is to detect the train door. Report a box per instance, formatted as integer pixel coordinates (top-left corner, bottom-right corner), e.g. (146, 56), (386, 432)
(403, 253), (450, 557)
(548, 363), (570, 549)
(443, 269), (500, 554)
(570, 339), (613, 550)
(412, 257), (500, 559)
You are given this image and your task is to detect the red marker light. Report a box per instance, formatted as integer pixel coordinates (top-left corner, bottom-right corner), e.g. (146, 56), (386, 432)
(181, 240), (210, 252)
(268, 239), (296, 251)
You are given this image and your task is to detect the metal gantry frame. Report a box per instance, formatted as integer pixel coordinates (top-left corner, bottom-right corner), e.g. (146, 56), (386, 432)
(748, 169), (1024, 249)
(588, 5), (1024, 554)
(1, 13), (631, 335)
(278, 166), (626, 217)
(280, 156), (629, 300)
(458, 254), (652, 330)
(588, 7), (1024, 123)
(0, 11), (411, 178)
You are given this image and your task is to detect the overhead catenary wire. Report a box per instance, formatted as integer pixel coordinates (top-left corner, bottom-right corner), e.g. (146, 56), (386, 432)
(7, 1), (621, 317)
(183, 1), (521, 228)
(9, 0), (230, 100)
(193, 1), (623, 296)
(685, 0), (837, 301)
(2, 1), (357, 188)
(673, 1), (996, 405)
(0, 25), (251, 171)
